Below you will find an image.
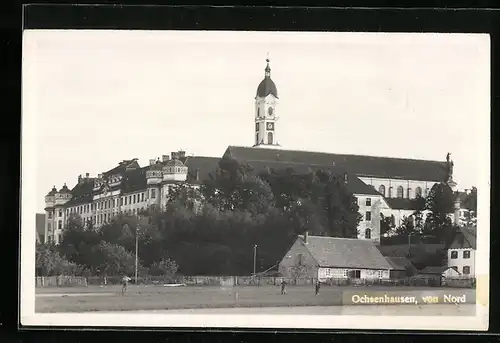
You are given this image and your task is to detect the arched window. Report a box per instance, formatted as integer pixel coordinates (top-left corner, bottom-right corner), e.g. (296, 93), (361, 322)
(378, 185), (386, 197)
(397, 186), (404, 198)
(365, 228), (371, 239)
(415, 187), (422, 197)
(268, 132), (274, 144)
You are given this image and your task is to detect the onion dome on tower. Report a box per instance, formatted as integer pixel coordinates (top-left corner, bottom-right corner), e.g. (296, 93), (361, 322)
(58, 183), (72, 194)
(256, 57), (278, 99)
(46, 186), (57, 197)
(45, 185), (58, 208)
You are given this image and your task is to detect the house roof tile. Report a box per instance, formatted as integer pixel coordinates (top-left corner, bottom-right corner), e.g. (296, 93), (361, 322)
(449, 226), (477, 250)
(225, 146), (448, 182)
(184, 156), (220, 184)
(222, 152), (382, 197)
(419, 266), (458, 275)
(385, 256), (413, 271)
(384, 198), (424, 210)
(298, 235), (393, 270)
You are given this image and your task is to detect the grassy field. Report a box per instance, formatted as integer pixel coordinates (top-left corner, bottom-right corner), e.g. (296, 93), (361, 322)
(35, 285), (475, 313)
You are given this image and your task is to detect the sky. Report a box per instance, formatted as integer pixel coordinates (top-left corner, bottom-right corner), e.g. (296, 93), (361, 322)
(22, 30), (490, 213)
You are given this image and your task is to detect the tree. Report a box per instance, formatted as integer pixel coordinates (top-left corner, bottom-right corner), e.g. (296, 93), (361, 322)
(289, 198), (326, 236)
(166, 183), (204, 212)
(463, 187), (477, 227)
(91, 241), (138, 276)
(36, 242), (81, 276)
(322, 174), (361, 238)
(424, 182), (456, 243)
(58, 216), (102, 270)
(412, 195), (426, 232)
(380, 213), (396, 237)
(395, 216), (418, 237)
(148, 258), (179, 277)
(201, 156), (253, 212)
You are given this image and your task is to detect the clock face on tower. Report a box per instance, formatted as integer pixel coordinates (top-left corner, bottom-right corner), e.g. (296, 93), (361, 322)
(267, 122), (274, 131)
(268, 107), (274, 116)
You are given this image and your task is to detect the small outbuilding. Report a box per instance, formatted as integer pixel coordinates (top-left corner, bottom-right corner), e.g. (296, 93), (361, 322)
(385, 256), (417, 278)
(278, 232), (393, 281)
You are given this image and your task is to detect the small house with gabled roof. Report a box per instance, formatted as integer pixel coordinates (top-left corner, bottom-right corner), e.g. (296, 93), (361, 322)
(419, 266), (461, 278)
(447, 226), (476, 277)
(278, 232), (393, 281)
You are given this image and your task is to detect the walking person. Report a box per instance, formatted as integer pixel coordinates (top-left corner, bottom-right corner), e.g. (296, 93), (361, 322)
(121, 275), (131, 295)
(315, 280), (321, 295)
(280, 279), (287, 295)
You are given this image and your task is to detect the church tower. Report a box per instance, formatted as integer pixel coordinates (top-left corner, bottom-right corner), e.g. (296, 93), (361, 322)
(253, 56), (280, 149)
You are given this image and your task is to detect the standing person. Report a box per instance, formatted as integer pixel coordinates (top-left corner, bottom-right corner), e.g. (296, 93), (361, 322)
(280, 279), (287, 295)
(121, 275), (131, 295)
(315, 280), (321, 295)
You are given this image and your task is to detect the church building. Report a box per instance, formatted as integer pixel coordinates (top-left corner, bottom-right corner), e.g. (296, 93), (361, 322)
(43, 57), (460, 246)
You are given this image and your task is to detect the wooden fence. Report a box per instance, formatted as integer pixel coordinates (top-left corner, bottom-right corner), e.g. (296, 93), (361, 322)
(35, 275), (476, 288)
(36, 276), (88, 287)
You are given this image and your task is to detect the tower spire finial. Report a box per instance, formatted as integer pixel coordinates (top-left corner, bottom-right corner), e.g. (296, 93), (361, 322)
(265, 52), (271, 77)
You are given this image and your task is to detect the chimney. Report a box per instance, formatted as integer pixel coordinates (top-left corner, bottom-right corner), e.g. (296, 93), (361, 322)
(86, 173), (89, 178)
(78, 174), (82, 183)
(344, 172), (348, 183)
(304, 231), (309, 244)
(171, 151), (178, 160)
(149, 159), (155, 166)
(178, 150), (186, 159)
(98, 173), (102, 179)
(162, 154), (170, 162)
(465, 189), (470, 195)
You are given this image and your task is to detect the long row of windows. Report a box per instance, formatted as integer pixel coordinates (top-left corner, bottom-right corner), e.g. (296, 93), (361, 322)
(63, 191), (149, 217)
(91, 207), (146, 226)
(378, 185), (428, 199)
(322, 269), (385, 279)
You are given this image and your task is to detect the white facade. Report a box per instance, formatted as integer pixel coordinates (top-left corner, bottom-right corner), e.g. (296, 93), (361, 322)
(355, 194), (385, 244)
(318, 267), (390, 281)
(255, 95), (278, 147)
(359, 176), (439, 199)
(43, 156), (196, 244)
(448, 248), (475, 277)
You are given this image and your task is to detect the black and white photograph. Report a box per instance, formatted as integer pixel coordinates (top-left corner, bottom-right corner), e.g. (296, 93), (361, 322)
(21, 29), (490, 330)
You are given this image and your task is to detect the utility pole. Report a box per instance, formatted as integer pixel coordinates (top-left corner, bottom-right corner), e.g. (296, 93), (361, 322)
(135, 223), (139, 285)
(253, 244), (257, 277)
(408, 232), (414, 257)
